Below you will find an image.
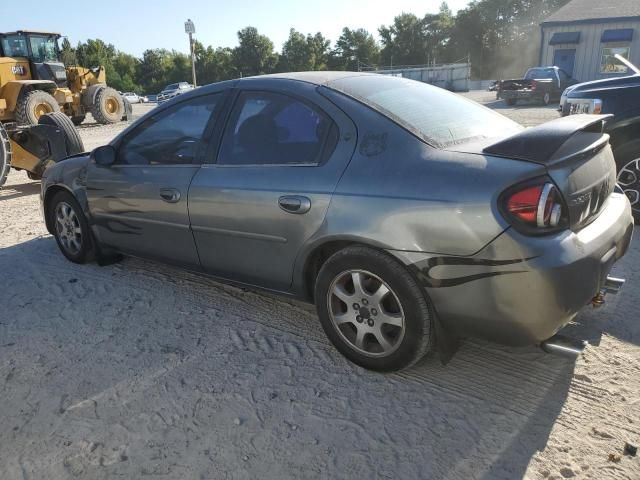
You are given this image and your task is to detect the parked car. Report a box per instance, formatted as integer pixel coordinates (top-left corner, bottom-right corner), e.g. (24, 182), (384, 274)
(497, 66), (578, 106)
(40, 73), (632, 371)
(560, 55), (640, 223)
(122, 92), (143, 104)
(157, 82), (194, 103)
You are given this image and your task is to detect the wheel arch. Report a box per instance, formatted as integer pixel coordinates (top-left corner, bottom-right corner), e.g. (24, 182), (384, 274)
(295, 235), (398, 302)
(608, 120), (640, 160)
(43, 182), (92, 236)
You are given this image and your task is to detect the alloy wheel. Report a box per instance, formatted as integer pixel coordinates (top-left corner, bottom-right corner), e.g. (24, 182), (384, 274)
(54, 201), (83, 255)
(327, 269), (405, 357)
(617, 157), (640, 214)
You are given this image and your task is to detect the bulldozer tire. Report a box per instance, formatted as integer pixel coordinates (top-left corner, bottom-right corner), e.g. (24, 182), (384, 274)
(39, 112), (85, 156)
(0, 122), (11, 186)
(15, 89), (61, 126)
(91, 87), (124, 124)
(71, 115), (86, 126)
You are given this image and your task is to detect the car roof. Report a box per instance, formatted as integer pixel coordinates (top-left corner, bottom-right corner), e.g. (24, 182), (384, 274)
(239, 71), (377, 86)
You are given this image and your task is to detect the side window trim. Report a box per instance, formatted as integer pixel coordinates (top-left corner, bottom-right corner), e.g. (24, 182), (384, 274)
(212, 89), (338, 168)
(114, 91), (226, 166)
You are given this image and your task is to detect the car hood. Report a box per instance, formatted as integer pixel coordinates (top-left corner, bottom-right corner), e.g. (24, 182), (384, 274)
(567, 74), (640, 96)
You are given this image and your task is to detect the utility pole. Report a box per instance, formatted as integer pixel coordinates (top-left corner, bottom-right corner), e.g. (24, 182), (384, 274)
(185, 19), (197, 87)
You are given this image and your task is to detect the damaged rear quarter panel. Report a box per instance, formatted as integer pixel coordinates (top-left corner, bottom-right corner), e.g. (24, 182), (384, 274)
(319, 88), (547, 256)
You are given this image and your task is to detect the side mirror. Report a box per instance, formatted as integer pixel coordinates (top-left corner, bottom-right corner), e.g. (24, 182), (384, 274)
(91, 145), (116, 166)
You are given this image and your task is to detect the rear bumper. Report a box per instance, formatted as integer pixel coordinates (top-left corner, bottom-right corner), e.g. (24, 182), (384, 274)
(390, 192), (633, 346)
(498, 90), (537, 100)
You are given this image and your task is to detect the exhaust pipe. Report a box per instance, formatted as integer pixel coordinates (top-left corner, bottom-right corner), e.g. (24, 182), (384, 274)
(541, 334), (588, 358)
(603, 276), (625, 295)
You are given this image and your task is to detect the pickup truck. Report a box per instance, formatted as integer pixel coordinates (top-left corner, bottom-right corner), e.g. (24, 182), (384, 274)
(497, 66), (577, 106)
(560, 55), (640, 222)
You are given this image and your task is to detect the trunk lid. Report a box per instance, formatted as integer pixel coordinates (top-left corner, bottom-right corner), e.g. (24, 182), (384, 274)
(447, 114), (617, 231)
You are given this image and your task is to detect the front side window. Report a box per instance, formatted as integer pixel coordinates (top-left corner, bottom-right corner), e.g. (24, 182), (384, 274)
(1, 34), (28, 57)
(117, 94), (220, 166)
(218, 91), (337, 166)
(600, 46), (630, 73)
(28, 35), (58, 62)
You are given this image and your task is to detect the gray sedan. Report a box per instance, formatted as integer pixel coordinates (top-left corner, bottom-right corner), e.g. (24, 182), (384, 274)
(40, 72), (633, 371)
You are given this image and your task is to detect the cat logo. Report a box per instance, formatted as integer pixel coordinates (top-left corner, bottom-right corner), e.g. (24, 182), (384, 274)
(11, 65), (26, 75)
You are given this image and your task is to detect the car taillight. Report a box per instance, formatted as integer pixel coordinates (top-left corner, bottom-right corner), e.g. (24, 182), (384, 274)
(503, 181), (566, 232)
(530, 80), (538, 91)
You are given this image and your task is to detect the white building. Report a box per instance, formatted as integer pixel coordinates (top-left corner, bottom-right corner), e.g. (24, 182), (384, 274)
(539, 0), (640, 81)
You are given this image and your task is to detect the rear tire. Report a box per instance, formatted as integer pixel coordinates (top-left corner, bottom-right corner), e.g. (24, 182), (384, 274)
(614, 139), (640, 224)
(48, 190), (95, 264)
(91, 87), (124, 124)
(15, 90), (60, 126)
(314, 246), (433, 372)
(542, 92), (551, 105)
(39, 112), (85, 156)
(0, 122), (10, 187)
(505, 98), (517, 106)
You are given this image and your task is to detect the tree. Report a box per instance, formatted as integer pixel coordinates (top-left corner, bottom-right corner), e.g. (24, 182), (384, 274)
(233, 27), (277, 77)
(329, 28), (379, 71)
(278, 29), (330, 72)
(136, 49), (167, 92)
(194, 42), (237, 84)
(379, 13), (427, 67)
(60, 37), (77, 66)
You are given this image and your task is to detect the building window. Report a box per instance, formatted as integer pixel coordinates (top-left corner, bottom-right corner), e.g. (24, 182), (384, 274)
(600, 46), (631, 74)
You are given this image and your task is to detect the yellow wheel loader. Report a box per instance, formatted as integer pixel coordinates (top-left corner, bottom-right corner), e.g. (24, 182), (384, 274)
(0, 30), (130, 126)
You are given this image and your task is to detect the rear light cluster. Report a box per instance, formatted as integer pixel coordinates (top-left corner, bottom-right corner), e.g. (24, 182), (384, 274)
(502, 180), (567, 233)
(530, 80), (538, 91)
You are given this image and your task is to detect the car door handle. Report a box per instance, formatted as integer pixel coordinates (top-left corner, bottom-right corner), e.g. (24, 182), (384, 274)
(278, 195), (311, 214)
(160, 188), (181, 203)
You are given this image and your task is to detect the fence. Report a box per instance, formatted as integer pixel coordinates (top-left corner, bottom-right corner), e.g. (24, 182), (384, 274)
(362, 63), (471, 92)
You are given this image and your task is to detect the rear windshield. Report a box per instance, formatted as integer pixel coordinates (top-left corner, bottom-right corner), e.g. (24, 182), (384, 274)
(524, 68), (556, 80)
(329, 75), (521, 148)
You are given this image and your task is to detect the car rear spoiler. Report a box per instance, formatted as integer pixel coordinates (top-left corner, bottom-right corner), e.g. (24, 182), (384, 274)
(483, 114), (613, 164)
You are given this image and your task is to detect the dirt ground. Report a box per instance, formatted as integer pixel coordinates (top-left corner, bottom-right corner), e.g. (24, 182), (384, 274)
(0, 98), (638, 480)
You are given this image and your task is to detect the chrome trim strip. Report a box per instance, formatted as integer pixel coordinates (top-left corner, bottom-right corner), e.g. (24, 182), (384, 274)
(537, 183), (554, 227)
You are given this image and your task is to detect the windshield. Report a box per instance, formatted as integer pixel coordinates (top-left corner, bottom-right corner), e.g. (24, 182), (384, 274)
(524, 68), (556, 80)
(1, 34), (29, 57)
(329, 75), (522, 147)
(165, 84), (179, 90)
(28, 35), (59, 62)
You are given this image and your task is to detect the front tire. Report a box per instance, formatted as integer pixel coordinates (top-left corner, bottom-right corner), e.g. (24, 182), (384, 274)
(315, 246), (433, 372)
(614, 139), (640, 223)
(49, 191), (95, 263)
(15, 90), (60, 126)
(505, 98), (517, 106)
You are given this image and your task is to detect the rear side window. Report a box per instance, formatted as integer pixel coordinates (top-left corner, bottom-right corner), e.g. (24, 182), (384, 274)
(329, 75), (521, 148)
(218, 91), (337, 166)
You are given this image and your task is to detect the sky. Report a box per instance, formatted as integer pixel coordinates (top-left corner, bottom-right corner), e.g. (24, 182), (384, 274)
(1, 0), (471, 57)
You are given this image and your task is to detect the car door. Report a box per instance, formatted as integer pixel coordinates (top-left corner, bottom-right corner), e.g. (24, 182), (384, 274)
(86, 92), (226, 268)
(188, 80), (357, 290)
